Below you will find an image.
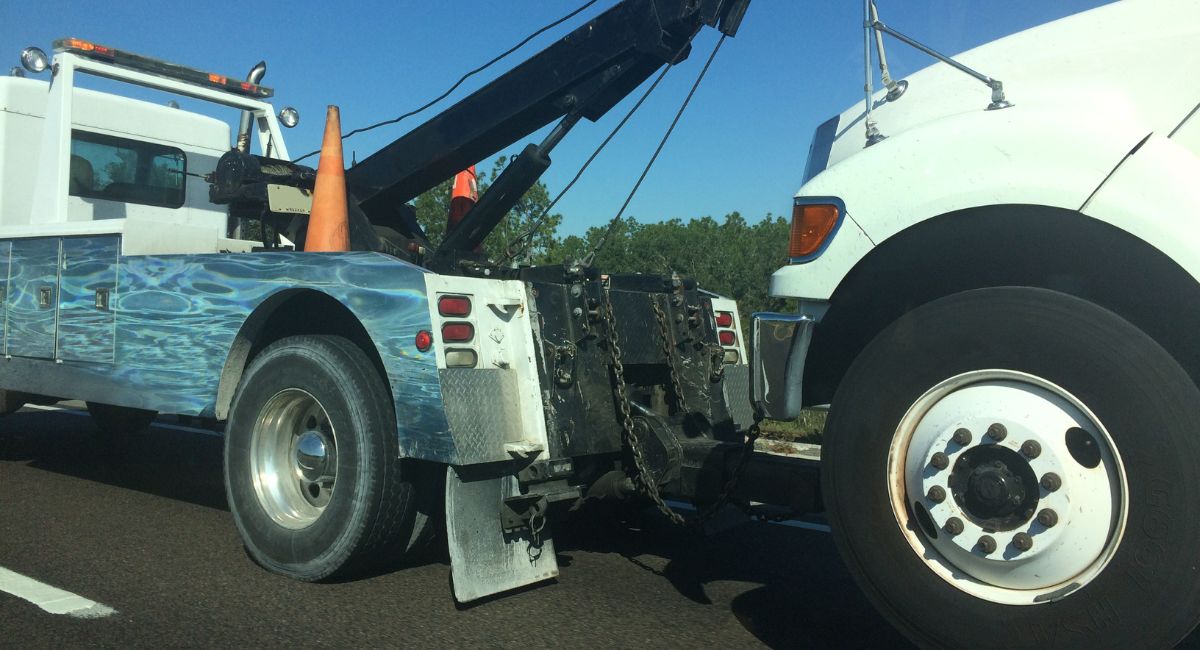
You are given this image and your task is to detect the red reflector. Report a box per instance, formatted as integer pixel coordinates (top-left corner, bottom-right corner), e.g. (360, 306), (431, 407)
(715, 311), (734, 328)
(438, 295), (472, 317)
(719, 330), (736, 346)
(441, 322), (474, 342)
(415, 330), (432, 352)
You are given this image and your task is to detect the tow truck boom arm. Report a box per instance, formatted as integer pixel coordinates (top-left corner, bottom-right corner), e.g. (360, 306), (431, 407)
(344, 0), (748, 249)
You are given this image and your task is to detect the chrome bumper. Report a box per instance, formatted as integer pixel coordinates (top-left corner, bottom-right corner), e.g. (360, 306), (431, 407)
(750, 312), (818, 420)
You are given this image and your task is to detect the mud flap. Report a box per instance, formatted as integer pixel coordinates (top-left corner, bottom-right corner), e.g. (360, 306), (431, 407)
(445, 466), (559, 602)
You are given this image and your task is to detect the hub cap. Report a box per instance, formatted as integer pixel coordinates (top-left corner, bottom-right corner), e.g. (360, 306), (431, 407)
(888, 370), (1128, 605)
(249, 389), (338, 530)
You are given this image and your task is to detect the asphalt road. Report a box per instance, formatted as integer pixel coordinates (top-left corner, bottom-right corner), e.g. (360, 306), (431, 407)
(0, 406), (906, 648)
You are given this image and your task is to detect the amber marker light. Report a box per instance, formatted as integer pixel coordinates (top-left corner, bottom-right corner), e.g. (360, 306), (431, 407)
(789, 199), (843, 260)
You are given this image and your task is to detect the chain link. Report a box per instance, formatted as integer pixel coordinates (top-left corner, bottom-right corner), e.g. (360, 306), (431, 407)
(601, 284), (686, 526)
(601, 283), (761, 528)
(651, 298), (690, 415)
(697, 418), (761, 522)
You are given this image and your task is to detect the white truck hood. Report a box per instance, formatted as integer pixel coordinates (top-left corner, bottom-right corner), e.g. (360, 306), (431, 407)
(805, 0), (1200, 182)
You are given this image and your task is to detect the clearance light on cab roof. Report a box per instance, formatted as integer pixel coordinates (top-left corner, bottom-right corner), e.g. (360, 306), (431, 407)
(789, 197), (846, 262)
(51, 38), (274, 98)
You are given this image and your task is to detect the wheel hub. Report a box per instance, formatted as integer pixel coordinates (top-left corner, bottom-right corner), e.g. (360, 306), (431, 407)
(950, 446), (1038, 530)
(295, 430), (330, 481)
(249, 389), (339, 530)
(889, 371), (1127, 605)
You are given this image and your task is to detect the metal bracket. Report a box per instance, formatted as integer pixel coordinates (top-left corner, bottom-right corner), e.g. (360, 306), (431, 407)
(38, 286), (53, 308)
(500, 494), (549, 531)
(94, 287), (110, 310)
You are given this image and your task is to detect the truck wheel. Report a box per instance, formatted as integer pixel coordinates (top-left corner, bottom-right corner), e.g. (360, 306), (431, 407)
(224, 335), (425, 581)
(822, 287), (1200, 648)
(86, 402), (157, 436)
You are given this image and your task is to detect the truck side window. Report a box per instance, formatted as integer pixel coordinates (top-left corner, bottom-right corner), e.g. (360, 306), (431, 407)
(69, 130), (187, 209)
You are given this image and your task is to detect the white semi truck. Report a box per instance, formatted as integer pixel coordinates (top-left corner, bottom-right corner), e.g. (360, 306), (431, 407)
(754, 0), (1200, 646)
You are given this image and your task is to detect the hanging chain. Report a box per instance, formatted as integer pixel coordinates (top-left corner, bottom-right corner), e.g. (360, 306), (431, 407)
(651, 298), (690, 415)
(698, 417), (762, 522)
(600, 284), (686, 526)
(601, 283), (763, 527)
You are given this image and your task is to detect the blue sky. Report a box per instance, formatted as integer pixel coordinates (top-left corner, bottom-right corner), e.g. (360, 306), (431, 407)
(2, 0), (1111, 237)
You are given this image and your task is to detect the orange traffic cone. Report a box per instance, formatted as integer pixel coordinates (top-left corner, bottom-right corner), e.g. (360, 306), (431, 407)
(306, 105), (350, 252)
(447, 165), (478, 231)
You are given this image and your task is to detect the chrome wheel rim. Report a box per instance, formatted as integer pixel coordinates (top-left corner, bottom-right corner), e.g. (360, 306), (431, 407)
(249, 388), (338, 530)
(887, 370), (1128, 605)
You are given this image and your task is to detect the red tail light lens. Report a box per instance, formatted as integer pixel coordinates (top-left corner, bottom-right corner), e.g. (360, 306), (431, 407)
(715, 311), (734, 328)
(441, 322), (474, 342)
(438, 295), (472, 317)
(718, 330), (736, 346)
(415, 330), (432, 352)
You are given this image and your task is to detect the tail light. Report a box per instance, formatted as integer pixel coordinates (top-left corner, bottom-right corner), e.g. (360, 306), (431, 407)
(415, 330), (433, 352)
(789, 200), (842, 260)
(441, 322), (474, 343)
(718, 330), (736, 346)
(438, 295), (472, 317)
(715, 311), (734, 328)
(445, 349), (478, 368)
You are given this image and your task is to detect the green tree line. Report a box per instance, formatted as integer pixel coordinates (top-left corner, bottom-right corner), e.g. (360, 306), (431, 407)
(414, 159), (793, 318)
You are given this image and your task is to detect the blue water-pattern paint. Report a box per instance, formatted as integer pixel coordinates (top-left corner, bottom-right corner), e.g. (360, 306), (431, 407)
(7, 238), (59, 359)
(1, 240), (456, 463)
(58, 236), (118, 363)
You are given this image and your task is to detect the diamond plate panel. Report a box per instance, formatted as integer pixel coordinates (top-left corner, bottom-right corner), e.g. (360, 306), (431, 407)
(440, 368), (525, 464)
(721, 364), (755, 431)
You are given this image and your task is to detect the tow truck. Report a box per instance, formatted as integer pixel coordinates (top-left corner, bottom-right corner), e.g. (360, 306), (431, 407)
(0, 0), (823, 605)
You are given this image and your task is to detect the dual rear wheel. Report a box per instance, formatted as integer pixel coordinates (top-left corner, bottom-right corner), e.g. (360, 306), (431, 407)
(224, 335), (435, 581)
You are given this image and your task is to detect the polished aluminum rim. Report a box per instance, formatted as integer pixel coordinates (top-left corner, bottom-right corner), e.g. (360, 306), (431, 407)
(249, 388), (338, 530)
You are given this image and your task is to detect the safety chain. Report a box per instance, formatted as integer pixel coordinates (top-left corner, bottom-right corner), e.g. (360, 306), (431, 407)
(527, 509), (546, 564)
(600, 284), (686, 526)
(697, 417), (762, 522)
(650, 298), (690, 415)
(601, 284), (762, 528)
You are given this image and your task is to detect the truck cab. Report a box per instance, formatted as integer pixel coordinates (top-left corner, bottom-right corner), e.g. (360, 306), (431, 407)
(0, 40), (287, 255)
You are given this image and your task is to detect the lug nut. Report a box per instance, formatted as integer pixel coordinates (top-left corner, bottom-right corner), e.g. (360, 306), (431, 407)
(1021, 440), (1042, 459)
(977, 535), (997, 554)
(1037, 508), (1059, 528)
(930, 452), (950, 470)
(986, 423), (1007, 441)
(1040, 472), (1062, 492)
(1012, 532), (1034, 552)
(927, 486), (946, 503)
(952, 428), (973, 446)
(944, 517), (964, 535)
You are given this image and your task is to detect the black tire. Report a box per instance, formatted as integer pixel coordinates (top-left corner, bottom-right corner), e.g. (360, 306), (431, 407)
(86, 402), (157, 436)
(822, 287), (1200, 648)
(224, 335), (431, 581)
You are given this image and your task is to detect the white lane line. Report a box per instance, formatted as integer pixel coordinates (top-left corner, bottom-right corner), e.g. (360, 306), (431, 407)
(0, 567), (116, 618)
(21, 404), (223, 437)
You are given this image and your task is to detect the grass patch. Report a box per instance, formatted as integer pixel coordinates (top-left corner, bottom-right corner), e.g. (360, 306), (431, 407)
(759, 408), (827, 444)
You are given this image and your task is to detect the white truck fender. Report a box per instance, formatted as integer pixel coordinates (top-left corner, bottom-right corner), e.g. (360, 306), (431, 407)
(1081, 132), (1200, 285)
(770, 104), (1154, 301)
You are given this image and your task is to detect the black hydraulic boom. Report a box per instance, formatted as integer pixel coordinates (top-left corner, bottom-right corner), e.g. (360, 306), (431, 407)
(344, 0), (749, 256)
